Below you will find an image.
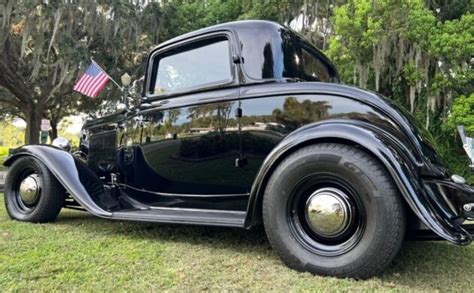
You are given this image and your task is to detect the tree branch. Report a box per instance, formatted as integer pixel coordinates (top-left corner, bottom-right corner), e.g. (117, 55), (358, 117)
(0, 87), (21, 107)
(0, 39), (33, 104)
(0, 95), (20, 106)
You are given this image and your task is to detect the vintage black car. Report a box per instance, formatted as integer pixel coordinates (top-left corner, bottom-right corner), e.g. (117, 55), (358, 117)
(3, 20), (474, 279)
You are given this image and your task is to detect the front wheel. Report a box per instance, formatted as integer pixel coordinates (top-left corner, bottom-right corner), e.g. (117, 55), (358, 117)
(263, 143), (406, 279)
(4, 156), (65, 223)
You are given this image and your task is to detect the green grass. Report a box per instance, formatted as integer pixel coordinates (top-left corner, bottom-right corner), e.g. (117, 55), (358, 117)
(0, 195), (473, 291)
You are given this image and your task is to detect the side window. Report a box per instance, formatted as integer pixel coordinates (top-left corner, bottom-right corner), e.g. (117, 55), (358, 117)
(301, 47), (332, 82)
(151, 37), (232, 94)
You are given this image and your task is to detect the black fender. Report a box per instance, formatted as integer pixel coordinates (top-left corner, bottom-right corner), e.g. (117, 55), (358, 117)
(244, 120), (471, 245)
(4, 145), (111, 218)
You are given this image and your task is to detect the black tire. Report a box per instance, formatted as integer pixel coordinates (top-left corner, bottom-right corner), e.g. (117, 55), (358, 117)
(4, 156), (65, 223)
(263, 143), (406, 279)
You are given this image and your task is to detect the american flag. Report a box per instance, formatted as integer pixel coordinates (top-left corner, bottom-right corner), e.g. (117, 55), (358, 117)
(73, 62), (110, 98)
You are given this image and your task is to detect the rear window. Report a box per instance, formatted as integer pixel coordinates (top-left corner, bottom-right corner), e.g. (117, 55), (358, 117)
(150, 37), (232, 95)
(300, 47), (333, 82)
(237, 27), (338, 82)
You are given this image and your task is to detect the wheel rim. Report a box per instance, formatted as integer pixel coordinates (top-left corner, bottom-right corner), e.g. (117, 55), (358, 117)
(287, 173), (366, 256)
(14, 170), (42, 213)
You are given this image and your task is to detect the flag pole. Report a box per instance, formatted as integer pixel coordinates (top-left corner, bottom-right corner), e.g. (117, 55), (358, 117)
(90, 58), (123, 91)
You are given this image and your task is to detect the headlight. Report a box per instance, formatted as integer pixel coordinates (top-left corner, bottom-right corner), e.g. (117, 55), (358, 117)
(52, 137), (71, 152)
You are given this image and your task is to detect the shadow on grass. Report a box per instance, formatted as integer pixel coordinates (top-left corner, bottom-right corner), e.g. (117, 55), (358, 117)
(54, 210), (473, 290)
(55, 210), (271, 253)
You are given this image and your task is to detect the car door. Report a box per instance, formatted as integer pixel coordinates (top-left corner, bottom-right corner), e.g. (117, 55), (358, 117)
(123, 32), (249, 196)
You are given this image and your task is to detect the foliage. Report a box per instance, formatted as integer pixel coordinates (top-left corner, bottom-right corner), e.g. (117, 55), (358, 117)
(443, 93), (474, 184)
(326, 0), (473, 181)
(0, 115), (82, 149)
(160, 0), (305, 40)
(0, 146), (7, 156)
(0, 119), (24, 147)
(0, 145), (9, 166)
(56, 116), (81, 148)
(447, 94), (474, 133)
(0, 1), (162, 143)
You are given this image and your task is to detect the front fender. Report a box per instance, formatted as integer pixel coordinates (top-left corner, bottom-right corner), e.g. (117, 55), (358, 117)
(4, 145), (111, 218)
(245, 121), (472, 245)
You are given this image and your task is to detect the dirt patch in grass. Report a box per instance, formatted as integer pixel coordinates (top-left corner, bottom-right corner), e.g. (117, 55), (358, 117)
(0, 195), (473, 291)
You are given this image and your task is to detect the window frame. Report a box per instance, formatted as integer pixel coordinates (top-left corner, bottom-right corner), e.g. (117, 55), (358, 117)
(299, 42), (339, 83)
(235, 27), (339, 84)
(145, 31), (238, 101)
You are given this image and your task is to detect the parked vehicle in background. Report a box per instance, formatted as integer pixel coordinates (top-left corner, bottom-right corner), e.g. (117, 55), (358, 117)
(3, 20), (474, 279)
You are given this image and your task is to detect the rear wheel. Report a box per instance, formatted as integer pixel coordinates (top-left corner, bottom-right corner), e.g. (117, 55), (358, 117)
(4, 156), (65, 223)
(263, 143), (406, 279)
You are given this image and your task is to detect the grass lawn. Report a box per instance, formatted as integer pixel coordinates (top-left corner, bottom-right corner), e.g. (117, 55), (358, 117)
(0, 195), (473, 291)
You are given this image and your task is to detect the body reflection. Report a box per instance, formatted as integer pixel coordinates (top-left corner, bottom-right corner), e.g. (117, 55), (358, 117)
(272, 97), (331, 131)
(126, 94), (394, 195)
(129, 102), (254, 194)
(238, 95), (394, 187)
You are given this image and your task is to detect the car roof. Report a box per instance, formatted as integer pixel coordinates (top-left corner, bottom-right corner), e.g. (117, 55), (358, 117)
(144, 20), (339, 100)
(152, 20), (284, 51)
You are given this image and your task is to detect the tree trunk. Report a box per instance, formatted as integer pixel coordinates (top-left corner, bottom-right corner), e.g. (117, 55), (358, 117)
(50, 120), (58, 141)
(24, 104), (42, 144)
(409, 86), (416, 113)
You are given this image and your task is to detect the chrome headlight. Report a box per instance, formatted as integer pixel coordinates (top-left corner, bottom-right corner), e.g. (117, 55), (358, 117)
(52, 137), (71, 152)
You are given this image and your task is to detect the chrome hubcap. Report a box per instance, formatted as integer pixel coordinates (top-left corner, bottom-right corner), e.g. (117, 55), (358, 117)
(305, 187), (352, 238)
(18, 174), (40, 205)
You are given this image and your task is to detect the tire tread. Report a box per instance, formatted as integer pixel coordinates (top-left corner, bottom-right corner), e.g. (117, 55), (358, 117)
(263, 143), (406, 279)
(4, 156), (65, 223)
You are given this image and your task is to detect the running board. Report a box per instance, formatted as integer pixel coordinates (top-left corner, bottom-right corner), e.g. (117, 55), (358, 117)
(110, 207), (246, 227)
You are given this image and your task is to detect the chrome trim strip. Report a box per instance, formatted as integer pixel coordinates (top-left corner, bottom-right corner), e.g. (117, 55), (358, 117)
(119, 183), (249, 198)
(147, 205), (246, 215)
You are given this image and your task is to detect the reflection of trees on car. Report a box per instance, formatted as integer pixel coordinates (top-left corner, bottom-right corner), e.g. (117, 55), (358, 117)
(273, 97), (331, 130)
(187, 102), (235, 134)
(261, 43), (274, 78)
(179, 132), (275, 160)
(215, 102), (234, 134)
(163, 109), (181, 134)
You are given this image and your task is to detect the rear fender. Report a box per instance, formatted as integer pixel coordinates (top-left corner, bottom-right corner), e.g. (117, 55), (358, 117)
(245, 120), (471, 245)
(4, 145), (111, 218)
